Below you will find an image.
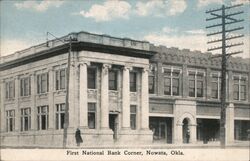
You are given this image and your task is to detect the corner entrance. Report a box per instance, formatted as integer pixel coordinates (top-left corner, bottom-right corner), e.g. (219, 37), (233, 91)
(109, 114), (118, 141)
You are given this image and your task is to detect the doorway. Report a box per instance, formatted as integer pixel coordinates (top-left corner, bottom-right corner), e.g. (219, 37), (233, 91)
(182, 118), (190, 143)
(109, 114), (118, 141)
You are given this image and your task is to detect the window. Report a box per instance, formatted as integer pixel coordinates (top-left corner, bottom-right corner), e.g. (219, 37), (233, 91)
(37, 73), (49, 94)
(20, 77), (31, 96)
(6, 110), (15, 132)
(56, 69), (66, 90)
(233, 76), (247, 101)
(188, 71), (205, 98)
(164, 68), (181, 96)
(37, 106), (49, 130)
(21, 108), (31, 131)
(130, 72), (137, 92)
(149, 76), (155, 94)
(5, 81), (15, 99)
(211, 74), (219, 99)
(109, 70), (117, 90)
(130, 105), (137, 130)
(56, 104), (65, 129)
(197, 73), (204, 97)
(88, 103), (96, 129)
(87, 68), (96, 89)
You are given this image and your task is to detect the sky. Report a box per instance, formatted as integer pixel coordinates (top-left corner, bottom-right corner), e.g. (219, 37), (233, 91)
(0, 0), (249, 58)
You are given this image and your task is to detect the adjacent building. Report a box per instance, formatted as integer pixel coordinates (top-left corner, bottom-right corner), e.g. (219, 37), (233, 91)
(0, 31), (249, 147)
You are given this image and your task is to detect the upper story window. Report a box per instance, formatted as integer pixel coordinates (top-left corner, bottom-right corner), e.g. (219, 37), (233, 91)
(163, 67), (181, 96)
(56, 103), (65, 130)
(37, 73), (49, 94)
(20, 77), (31, 97)
(87, 68), (96, 89)
(21, 108), (31, 131)
(149, 64), (156, 94)
(188, 70), (205, 98)
(211, 72), (229, 100)
(37, 106), (49, 130)
(6, 110), (15, 132)
(5, 80), (15, 99)
(233, 75), (247, 101)
(130, 72), (137, 92)
(109, 70), (118, 90)
(56, 69), (66, 90)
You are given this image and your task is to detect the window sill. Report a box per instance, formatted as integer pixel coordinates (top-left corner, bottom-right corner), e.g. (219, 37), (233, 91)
(37, 93), (48, 98)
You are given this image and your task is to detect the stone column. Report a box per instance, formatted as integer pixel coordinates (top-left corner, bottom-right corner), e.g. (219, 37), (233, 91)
(141, 67), (149, 130)
(48, 69), (54, 130)
(79, 61), (89, 129)
(100, 64), (111, 129)
(0, 80), (5, 132)
(122, 66), (131, 129)
(226, 103), (234, 144)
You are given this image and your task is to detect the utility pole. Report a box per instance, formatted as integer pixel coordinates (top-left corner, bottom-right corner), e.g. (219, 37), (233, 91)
(46, 32), (77, 148)
(206, 4), (244, 148)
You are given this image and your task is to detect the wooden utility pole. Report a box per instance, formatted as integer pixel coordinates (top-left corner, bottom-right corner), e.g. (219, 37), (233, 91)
(46, 32), (77, 148)
(63, 37), (71, 148)
(206, 4), (244, 148)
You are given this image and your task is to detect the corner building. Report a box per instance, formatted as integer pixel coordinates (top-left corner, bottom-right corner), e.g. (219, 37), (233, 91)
(0, 31), (249, 147)
(0, 32), (153, 147)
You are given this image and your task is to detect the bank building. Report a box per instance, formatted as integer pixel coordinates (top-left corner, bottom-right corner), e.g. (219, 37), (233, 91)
(0, 31), (249, 147)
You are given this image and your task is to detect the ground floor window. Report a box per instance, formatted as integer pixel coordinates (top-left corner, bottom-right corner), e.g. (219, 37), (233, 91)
(6, 110), (15, 132)
(88, 103), (96, 129)
(21, 108), (31, 131)
(130, 105), (137, 130)
(197, 119), (220, 142)
(149, 117), (172, 143)
(56, 104), (65, 129)
(37, 106), (49, 130)
(234, 120), (250, 141)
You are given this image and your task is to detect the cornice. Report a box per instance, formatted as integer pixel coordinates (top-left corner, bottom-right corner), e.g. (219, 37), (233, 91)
(150, 45), (250, 72)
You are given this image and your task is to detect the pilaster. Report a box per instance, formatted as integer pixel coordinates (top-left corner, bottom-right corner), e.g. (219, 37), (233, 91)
(30, 73), (37, 130)
(157, 62), (164, 96)
(228, 70), (233, 101)
(141, 67), (149, 130)
(226, 103), (234, 144)
(14, 76), (20, 132)
(206, 68), (211, 100)
(48, 68), (54, 130)
(182, 64), (188, 98)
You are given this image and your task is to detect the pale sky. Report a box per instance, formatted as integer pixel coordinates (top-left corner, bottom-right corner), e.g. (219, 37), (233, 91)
(0, 0), (249, 58)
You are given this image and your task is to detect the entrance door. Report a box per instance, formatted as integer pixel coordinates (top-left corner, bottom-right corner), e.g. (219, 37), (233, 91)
(159, 122), (167, 140)
(182, 118), (190, 143)
(109, 114), (118, 141)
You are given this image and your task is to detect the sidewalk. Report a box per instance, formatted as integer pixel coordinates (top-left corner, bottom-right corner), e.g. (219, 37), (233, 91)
(1, 141), (249, 149)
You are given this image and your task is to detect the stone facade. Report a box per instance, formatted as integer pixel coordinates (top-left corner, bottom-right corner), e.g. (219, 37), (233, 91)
(0, 31), (249, 147)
